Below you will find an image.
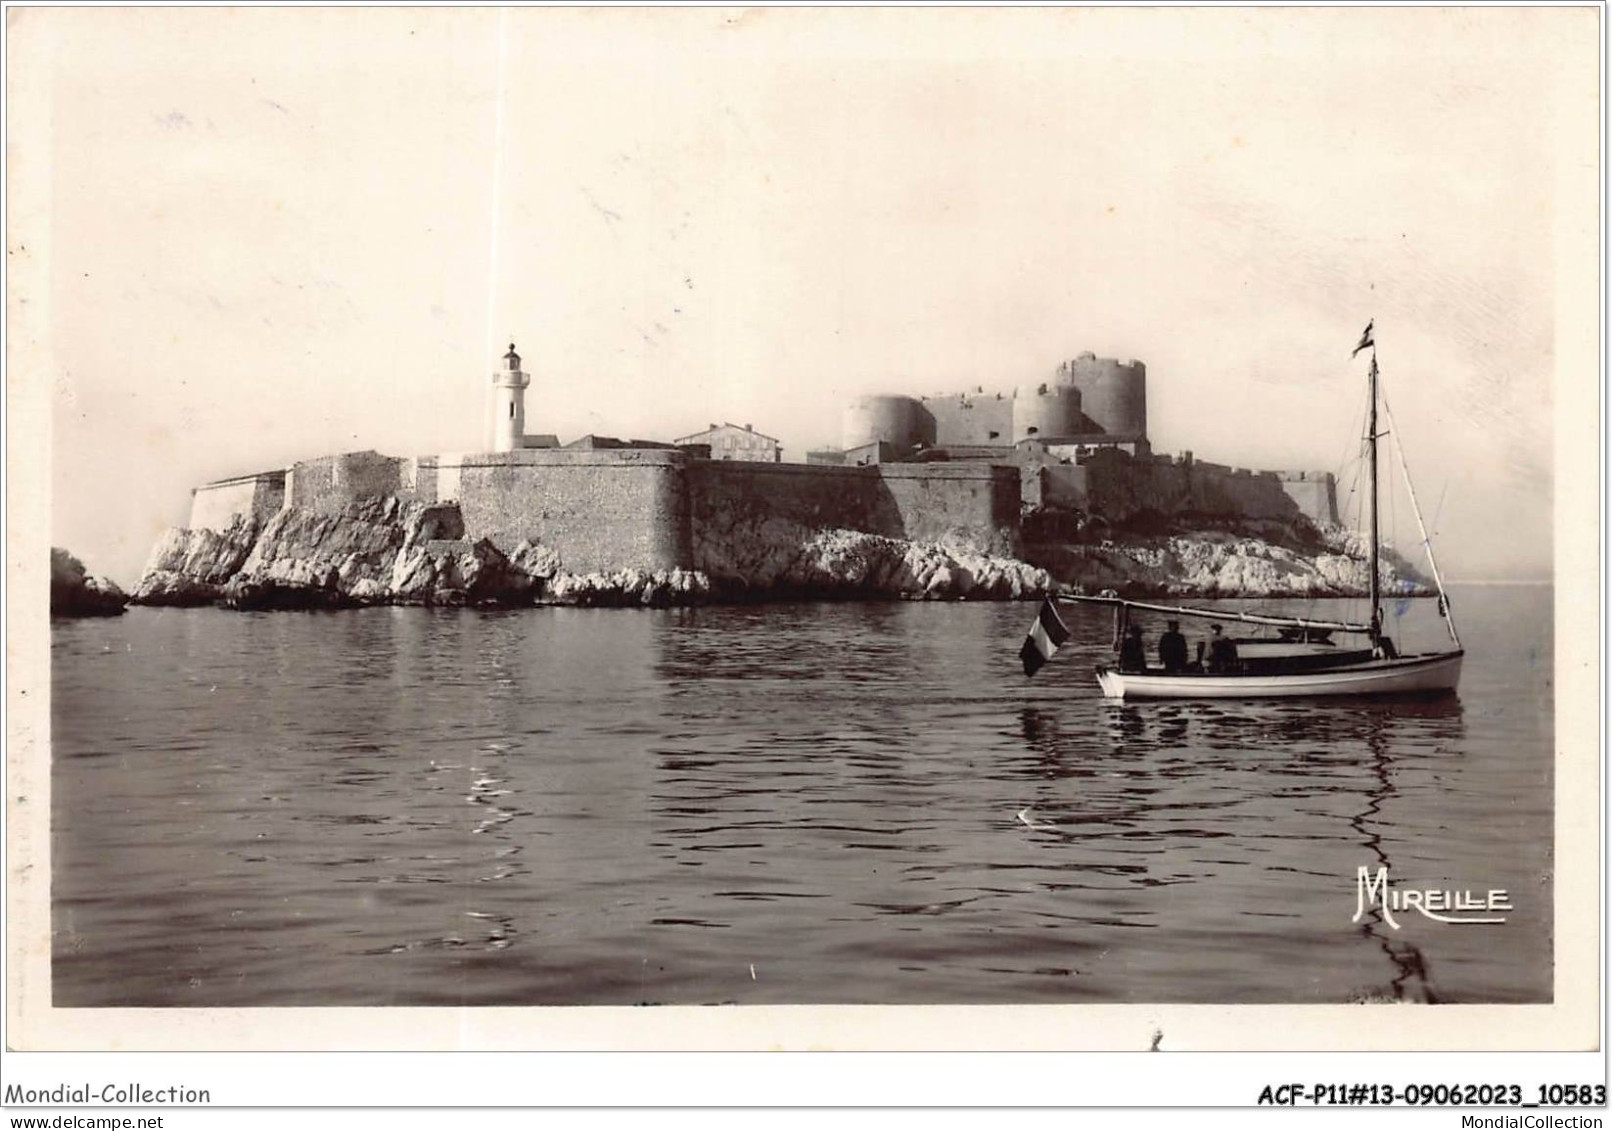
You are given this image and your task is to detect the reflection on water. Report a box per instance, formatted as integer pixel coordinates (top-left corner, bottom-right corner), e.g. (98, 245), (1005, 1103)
(51, 587), (1551, 1006)
(1352, 710), (1432, 1003)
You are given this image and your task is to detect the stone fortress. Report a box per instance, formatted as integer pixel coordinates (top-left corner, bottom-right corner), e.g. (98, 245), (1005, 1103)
(182, 343), (1338, 583)
(827, 352), (1150, 461)
(808, 351), (1338, 530)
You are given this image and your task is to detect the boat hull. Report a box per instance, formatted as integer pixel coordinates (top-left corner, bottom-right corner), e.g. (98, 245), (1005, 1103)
(1095, 651), (1463, 700)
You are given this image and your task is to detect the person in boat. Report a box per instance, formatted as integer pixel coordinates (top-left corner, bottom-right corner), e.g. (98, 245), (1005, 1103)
(1206, 624), (1240, 673)
(1118, 622), (1147, 673)
(1158, 619), (1189, 673)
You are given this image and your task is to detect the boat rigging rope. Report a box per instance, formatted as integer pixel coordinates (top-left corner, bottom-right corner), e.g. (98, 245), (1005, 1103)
(1380, 388), (1461, 648)
(1333, 378), (1373, 629)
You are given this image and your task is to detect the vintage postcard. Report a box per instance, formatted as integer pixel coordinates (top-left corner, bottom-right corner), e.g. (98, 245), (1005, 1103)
(5, 4), (1601, 1086)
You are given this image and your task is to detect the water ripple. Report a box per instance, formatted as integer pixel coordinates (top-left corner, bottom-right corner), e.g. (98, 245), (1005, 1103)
(49, 590), (1552, 1006)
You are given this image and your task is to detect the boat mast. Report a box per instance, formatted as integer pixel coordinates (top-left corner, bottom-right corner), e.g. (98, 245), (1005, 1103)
(1367, 350), (1382, 646)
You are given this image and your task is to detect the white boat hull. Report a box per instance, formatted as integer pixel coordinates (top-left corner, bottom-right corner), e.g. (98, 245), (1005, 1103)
(1095, 651), (1463, 700)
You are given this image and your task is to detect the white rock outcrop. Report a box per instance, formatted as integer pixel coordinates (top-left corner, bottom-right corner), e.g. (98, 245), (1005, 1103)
(133, 500), (1059, 609)
(135, 499), (536, 609)
(1046, 527), (1430, 599)
(136, 496), (1409, 609)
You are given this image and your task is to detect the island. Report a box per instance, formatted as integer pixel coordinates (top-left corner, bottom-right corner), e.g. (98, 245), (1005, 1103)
(132, 345), (1426, 609)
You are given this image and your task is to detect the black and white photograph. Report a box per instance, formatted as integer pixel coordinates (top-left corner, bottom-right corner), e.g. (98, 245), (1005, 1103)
(6, 2), (1603, 1107)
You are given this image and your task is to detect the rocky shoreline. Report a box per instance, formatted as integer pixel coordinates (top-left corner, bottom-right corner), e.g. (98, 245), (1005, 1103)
(130, 497), (1058, 609)
(124, 496), (1425, 611)
(1022, 525), (1431, 600)
(51, 548), (128, 617)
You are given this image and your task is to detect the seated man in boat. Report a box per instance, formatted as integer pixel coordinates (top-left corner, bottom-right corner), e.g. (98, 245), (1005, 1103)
(1158, 620), (1189, 673)
(1205, 624), (1240, 674)
(1118, 622), (1147, 673)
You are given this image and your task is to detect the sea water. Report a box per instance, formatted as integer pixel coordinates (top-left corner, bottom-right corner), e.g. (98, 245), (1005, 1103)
(50, 584), (1553, 1005)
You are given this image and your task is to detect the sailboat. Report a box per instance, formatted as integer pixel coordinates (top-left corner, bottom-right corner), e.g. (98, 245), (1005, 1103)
(1020, 322), (1463, 700)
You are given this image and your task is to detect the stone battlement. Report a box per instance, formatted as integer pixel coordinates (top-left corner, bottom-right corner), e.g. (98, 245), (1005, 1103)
(186, 447), (1020, 576)
(186, 439), (1335, 577)
(1026, 447), (1338, 527)
(189, 469), (287, 532)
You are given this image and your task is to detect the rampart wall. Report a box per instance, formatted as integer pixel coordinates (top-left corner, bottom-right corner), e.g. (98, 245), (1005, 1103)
(686, 461), (878, 580)
(1273, 474), (1338, 527)
(684, 460), (1016, 578)
(275, 447), (1019, 578)
(287, 451), (407, 512)
(875, 463), (1019, 552)
(417, 450), (690, 573)
(695, 460), (1020, 577)
(212, 439), (1332, 582)
(1032, 451), (1337, 526)
(188, 471), (287, 533)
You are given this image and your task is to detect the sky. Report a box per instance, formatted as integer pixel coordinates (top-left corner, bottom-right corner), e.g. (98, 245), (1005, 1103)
(18, 7), (1596, 585)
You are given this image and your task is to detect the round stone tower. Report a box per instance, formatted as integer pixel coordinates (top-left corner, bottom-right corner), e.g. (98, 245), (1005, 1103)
(1054, 353), (1147, 441)
(1012, 382), (1083, 442)
(491, 342), (530, 453)
(842, 394), (935, 452)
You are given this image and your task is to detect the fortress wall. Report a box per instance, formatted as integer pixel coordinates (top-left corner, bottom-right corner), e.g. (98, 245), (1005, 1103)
(186, 482), (252, 533)
(257, 474), (288, 519)
(686, 461), (880, 579)
(285, 456), (333, 510)
(685, 460), (1019, 579)
(1037, 464), (1089, 511)
(436, 449), (689, 573)
(875, 463), (1019, 555)
(334, 451), (407, 500)
(188, 471), (286, 533)
(1193, 468), (1296, 519)
(1043, 452), (1330, 526)
(1083, 456), (1189, 519)
(267, 448), (1020, 581)
(1021, 462), (1043, 509)
(288, 451), (408, 513)
(923, 394), (1013, 447)
(843, 440), (900, 466)
(1277, 473), (1339, 525)
(407, 456), (440, 505)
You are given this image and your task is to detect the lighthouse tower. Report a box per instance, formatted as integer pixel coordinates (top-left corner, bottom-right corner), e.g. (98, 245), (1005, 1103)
(491, 342), (530, 452)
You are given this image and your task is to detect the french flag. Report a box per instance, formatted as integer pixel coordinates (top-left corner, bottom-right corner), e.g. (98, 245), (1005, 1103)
(1019, 598), (1071, 677)
(1351, 319), (1375, 358)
